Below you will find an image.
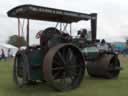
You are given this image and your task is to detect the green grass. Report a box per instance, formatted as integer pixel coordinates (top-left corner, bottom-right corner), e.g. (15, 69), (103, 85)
(0, 57), (128, 96)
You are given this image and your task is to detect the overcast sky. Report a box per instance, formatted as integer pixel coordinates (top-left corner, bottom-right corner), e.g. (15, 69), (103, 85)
(0, 0), (128, 44)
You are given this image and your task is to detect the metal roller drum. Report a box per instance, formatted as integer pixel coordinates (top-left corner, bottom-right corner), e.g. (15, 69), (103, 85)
(87, 54), (121, 79)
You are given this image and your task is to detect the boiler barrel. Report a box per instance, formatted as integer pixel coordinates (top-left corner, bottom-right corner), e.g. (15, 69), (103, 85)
(87, 54), (121, 79)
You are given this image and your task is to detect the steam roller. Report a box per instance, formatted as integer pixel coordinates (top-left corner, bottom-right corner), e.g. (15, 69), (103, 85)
(7, 4), (122, 92)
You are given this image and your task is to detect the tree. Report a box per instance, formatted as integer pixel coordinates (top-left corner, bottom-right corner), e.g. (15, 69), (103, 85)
(7, 35), (27, 47)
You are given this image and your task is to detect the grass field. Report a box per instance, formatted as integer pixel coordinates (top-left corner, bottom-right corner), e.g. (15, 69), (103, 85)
(0, 55), (128, 96)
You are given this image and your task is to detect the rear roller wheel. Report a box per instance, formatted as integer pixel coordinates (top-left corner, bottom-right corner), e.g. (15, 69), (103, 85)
(13, 51), (29, 87)
(43, 44), (85, 91)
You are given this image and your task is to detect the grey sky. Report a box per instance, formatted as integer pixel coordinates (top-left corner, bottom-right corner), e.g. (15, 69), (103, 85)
(0, 0), (128, 44)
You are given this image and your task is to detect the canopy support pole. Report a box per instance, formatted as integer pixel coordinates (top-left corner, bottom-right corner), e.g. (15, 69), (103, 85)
(21, 19), (25, 37)
(18, 18), (21, 49)
(70, 23), (72, 35)
(26, 19), (30, 48)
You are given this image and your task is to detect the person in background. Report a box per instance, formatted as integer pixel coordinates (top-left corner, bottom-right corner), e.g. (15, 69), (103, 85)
(1, 49), (6, 60)
(8, 48), (12, 58)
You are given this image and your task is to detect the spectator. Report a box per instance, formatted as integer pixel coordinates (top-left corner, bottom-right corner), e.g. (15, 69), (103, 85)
(1, 49), (6, 60)
(8, 48), (12, 58)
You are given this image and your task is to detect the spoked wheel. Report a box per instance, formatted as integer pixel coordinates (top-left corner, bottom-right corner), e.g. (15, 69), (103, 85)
(106, 55), (121, 79)
(43, 44), (85, 91)
(13, 51), (29, 87)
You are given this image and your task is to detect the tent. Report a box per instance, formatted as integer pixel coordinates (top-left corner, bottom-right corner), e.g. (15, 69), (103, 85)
(0, 43), (18, 57)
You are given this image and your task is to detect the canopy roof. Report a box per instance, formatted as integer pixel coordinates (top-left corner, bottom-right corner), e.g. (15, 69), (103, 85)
(7, 4), (96, 23)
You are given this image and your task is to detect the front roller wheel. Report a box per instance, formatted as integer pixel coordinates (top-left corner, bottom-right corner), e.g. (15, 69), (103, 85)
(13, 51), (29, 87)
(87, 54), (122, 79)
(106, 55), (121, 79)
(43, 44), (85, 91)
